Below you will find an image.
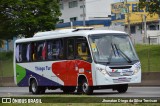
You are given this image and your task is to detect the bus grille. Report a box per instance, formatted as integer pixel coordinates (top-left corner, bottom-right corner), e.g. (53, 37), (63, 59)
(109, 71), (133, 77)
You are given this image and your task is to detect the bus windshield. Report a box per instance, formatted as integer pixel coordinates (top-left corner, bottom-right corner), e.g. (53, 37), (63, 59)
(89, 33), (139, 64)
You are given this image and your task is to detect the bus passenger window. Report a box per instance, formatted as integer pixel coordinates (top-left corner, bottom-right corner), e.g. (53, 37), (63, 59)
(26, 44), (31, 62)
(16, 44), (20, 62)
(37, 42), (44, 61)
(67, 39), (74, 59)
(47, 39), (63, 60)
(42, 42), (46, 60)
(21, 44), (27, 62)
(76, 42), (91, 62)
(47, 41), (53, 60)
(31, 43), (37, 61)
(16, 44), (23, 62)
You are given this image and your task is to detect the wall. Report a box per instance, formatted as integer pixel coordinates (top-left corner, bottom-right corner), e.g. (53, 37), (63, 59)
(60, 0), (84, 22)
(60, 0), (114, 22)
(85, 0), (114, 20)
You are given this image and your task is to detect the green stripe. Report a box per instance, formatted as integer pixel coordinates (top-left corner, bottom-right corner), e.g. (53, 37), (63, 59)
(16, 64), (26, 84)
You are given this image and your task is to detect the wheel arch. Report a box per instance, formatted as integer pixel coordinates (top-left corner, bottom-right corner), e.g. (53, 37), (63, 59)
(77, 74), (88, 85)
(28, 77), (38, 86)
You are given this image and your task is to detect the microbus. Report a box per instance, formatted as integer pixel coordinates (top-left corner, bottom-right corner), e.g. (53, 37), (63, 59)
(14, 28), (141, 94)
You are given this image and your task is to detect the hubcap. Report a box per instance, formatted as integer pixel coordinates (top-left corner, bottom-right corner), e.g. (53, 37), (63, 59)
(82, 82), (88, 92)
(32, 82), (36, 92)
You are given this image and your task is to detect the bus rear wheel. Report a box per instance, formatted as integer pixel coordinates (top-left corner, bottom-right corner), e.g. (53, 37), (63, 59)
(117, 84), (128, 93)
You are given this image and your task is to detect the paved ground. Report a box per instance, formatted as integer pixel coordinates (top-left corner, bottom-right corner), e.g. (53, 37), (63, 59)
(0, 87), (160, 97)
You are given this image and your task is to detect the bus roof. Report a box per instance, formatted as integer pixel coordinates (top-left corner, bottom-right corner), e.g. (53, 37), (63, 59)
(15, 29), (127, 43)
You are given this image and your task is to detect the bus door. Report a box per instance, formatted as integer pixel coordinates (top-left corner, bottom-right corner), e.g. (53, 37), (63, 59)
(65, 38), (77, 86)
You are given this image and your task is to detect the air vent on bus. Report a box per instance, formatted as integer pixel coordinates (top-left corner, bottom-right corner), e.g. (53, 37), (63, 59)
(109, 66), (132, 69)
(72, 27), (94, 32)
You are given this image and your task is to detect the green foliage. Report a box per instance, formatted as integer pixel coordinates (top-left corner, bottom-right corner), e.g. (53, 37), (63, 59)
(139, 0), (160, 15)
(0, 51), (13, 60)
(0, 0), (61, 38)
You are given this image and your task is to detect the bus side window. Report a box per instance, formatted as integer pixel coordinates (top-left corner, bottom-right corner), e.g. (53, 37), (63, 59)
(67, 39), (74, 60)
(47, 39), (63, 60)
(76, 42), (91, 62)
(26, 43), (31, 62)
(31, 42), (37, 61)
(19, 44), (22, 62)
(47, 41), (53, 60)
(16, 44), (20, 62)
(22, 44), (27, 62)
(42, 42), (46, 60)
(37, 42), (44, 61)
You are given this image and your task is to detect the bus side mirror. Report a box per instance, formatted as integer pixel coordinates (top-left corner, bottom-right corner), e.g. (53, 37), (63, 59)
(81, 43), (87, 53)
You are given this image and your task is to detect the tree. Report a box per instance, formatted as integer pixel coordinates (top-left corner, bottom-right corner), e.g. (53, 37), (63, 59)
(139, 0), (160, 15)
(0, 40), (3, 48)
(0, 0), (15, 40)
(0, 0), (61, 38)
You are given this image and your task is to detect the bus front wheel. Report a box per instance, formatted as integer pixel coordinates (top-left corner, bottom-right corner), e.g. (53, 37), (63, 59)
(77, 79), (93, 95)
(117, 84), (128, 93)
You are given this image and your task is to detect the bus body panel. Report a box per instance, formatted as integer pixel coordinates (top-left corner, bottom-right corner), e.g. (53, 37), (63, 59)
(92, 62), (141, 86)
(52, 60), (92, 86)
(15, 61), (64, 86)
(15, 60), (93, 87)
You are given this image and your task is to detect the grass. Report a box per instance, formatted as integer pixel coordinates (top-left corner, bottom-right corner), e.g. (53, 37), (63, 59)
(0, 59), (13, 77)
(0, 44), (160, 77)
(0, 51), (13, 77)
(0, 103), (159, 106)
(135, 44), (160, 72)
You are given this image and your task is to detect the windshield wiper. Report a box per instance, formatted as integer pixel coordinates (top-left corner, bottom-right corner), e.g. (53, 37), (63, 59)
(106, 43), (115, 64)
(114, 44), (132, 63)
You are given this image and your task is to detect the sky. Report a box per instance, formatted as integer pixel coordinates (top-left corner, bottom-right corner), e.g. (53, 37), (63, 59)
(114, 0), (136, 2)
(114, 0), (122, 2)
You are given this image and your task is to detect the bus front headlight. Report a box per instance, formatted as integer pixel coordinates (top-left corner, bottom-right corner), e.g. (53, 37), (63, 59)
(133, 67), (140, 75)
(96, 67), (110, 75)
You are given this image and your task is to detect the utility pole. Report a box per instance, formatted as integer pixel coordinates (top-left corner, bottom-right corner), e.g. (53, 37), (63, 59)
(82, 0), (86, 26)
(143, 15), (147, 43)
(125, 0), (131, 37)
(159, 15), (160, 30)
(70, 21), (73, 29)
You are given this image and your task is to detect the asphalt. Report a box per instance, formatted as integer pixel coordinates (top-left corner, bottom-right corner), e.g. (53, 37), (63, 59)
(0, 87), (160, 97)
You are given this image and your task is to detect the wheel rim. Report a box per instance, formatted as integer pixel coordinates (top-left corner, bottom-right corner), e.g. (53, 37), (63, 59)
(82, 82), (88, 93)
(31, 82), (37, 93)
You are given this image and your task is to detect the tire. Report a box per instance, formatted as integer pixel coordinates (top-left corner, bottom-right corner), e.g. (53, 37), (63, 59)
(78, 79), (93, 95)
(117, 84), (128, 93)
(62, 86), (76, 93)
(30, 80), (41, 94)
(39, 87), (46, 94)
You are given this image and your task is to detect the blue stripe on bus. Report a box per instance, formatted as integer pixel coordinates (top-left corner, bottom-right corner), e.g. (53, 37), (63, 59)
(17, 69), (62, 87)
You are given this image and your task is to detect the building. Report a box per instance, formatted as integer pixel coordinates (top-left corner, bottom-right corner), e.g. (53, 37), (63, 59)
(0, 39), (15, 51)
(111, 1), (159, 44)
(147, 30), (160, 44)
(59, 0), (114, 23)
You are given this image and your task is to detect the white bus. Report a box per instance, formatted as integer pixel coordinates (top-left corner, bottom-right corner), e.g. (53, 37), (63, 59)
(14, 28), (141, 94)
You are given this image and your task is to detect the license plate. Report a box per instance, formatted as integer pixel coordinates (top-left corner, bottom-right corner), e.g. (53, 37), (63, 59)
(113, 77), (131, 83)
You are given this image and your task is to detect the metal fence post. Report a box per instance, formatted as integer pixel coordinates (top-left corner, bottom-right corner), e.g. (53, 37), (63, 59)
(148, 46), (150, 72)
